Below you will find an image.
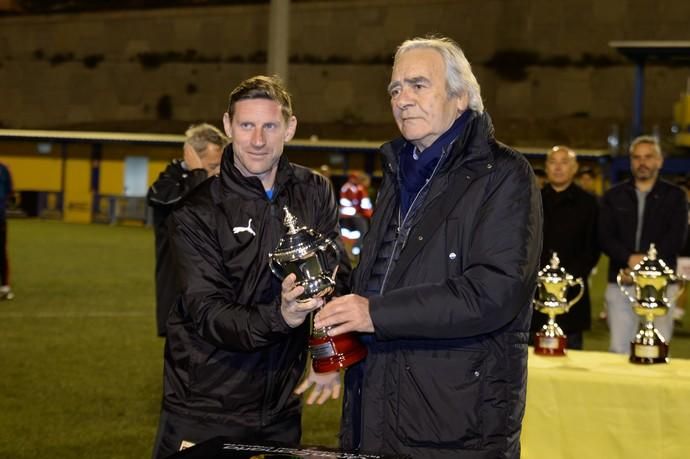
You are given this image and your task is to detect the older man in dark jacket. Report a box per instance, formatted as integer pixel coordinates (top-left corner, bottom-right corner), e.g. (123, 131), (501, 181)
(315, 37), (542, 459)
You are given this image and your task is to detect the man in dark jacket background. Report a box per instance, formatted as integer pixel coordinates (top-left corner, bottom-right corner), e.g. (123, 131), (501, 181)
(314, 36), (542, 459)
(147, 123), (228, 337)
(0, 162), (13, 301)
(530, 145), (600, 350)
(152, 76), (349, 458)
(599, 135), (688, 354)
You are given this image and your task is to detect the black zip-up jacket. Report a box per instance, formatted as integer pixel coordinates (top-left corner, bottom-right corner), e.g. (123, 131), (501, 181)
(342, 111), (543, 459)
(161, 146), (350, 429)
(530, 183), (600, 334)
(599, 178), (687, 283)
(147, 159), (208, 336)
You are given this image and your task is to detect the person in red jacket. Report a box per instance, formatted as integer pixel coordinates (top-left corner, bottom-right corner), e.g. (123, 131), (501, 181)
(339, 171), (373, 263)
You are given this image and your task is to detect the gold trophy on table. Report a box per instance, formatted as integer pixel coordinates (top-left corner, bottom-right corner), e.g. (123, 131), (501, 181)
(533, 253), (584, 356)
(268, 207), (367, 373)
(617, 243), (686, 364)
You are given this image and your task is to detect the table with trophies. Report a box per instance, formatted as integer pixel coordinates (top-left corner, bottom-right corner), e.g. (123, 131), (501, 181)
(522, 246), (690, 459)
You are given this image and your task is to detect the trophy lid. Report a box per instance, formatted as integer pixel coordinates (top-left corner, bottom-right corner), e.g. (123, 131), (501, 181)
(269, 207), (327, 263)
(632, 243), (674, 278)
(537, 252), (573, 282)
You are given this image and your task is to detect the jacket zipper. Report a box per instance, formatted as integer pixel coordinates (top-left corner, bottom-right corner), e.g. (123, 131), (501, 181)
(379, 148), (446, 294)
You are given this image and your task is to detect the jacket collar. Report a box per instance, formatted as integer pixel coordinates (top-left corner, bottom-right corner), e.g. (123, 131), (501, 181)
(543, 182), (578, 198)
(219, 144), (295, 199)
(380, 110), (497, 178)
(621, 177), (668, 197)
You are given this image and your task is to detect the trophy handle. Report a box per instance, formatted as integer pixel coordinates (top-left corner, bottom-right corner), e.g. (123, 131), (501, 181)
(268, 254), (284, 280)
(566, 277), (585, 309)
(321, 237), (340, 283)
(669, 273), (687, 303)
(616, 270), (638, 303)
(532, 298), (548, 310)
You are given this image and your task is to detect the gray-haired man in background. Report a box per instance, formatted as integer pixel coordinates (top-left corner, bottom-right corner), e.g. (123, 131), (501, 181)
(147, 123), (228, 337)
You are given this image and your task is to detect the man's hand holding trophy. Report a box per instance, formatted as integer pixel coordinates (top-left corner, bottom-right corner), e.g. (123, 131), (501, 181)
(269, 207), (367, 373)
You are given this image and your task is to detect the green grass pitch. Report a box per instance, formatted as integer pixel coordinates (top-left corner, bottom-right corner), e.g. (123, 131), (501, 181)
(0, 219), (688, 458)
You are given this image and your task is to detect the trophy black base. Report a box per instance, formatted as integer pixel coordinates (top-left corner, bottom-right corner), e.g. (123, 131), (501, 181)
(309, 333), (367, 373)
(534, 333), (567, 356)
(629, 341), (669, 364)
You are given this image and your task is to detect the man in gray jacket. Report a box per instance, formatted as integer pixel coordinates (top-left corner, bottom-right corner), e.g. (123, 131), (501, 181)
(315, 36), (542, 459)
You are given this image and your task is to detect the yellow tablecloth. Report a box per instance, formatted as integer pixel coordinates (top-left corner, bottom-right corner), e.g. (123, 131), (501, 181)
(521, 349), (690, 459)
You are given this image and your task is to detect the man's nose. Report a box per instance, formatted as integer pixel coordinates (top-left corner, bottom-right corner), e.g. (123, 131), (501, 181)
(251, 128), (265, 146)
(395, 87), (414, 109)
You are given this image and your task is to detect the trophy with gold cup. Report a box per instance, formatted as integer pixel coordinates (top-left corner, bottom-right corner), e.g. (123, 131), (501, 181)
(617, 243), (686, 364)
(269, 207), (367, 373)
(533, 253), (584, 356)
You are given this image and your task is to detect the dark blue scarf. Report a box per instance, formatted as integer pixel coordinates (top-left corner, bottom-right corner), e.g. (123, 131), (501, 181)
(399, 110), (470, 215)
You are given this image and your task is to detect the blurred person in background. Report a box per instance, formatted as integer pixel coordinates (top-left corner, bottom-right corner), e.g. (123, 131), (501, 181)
(674, 174), (690, 325)
(576, 166), (599, 196)
(599, 136), (688, 354)
(530, 146), (599, 349)
(147, 123), (228, 337)
(318, 163), (332, 180)
(152, 76), (350, 458)
(0, 162), (13, 300)
(314, 36), (542, 459)
(339, 170), (373, 264)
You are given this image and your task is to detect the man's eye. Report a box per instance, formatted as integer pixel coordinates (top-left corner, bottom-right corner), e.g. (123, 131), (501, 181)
(240, 123), (252, 129)
(389, 88), (400, 98)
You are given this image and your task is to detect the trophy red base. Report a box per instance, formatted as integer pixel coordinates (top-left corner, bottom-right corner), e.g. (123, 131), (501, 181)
(309, 333), (367, 373)
(534, 332), (567, 356)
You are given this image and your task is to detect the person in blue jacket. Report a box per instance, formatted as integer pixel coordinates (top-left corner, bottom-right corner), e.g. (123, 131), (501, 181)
(0, 162), (14, 301)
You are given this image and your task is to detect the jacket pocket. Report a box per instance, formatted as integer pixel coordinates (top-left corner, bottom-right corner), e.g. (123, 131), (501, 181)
(396, 348), (486, 448)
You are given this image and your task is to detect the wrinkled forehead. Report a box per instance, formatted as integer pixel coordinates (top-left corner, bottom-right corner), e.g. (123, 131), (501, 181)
(391, 48), (446, 83)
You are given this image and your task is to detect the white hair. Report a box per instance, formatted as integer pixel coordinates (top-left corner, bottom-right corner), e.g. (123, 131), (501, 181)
(394, 36), (484, 113)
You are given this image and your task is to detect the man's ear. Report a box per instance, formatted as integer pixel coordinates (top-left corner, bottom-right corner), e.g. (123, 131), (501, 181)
(222, 112), (232, 138)
(284, 116), (297, 142)
(456, 91), (469, 112)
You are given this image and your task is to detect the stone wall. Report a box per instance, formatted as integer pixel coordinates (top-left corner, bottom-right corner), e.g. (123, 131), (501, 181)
(1, 0), (689, 148)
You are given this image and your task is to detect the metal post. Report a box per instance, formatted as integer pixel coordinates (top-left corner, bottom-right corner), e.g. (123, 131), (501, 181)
(267, 0), (290, 83)
(632, 59), (645, 139)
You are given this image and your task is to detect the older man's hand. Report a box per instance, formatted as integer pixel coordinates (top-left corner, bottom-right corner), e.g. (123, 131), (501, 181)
(313, 294), (374, 336)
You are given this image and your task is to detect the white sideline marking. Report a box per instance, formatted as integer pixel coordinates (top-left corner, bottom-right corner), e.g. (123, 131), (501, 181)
(0, 311), (149, 318)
